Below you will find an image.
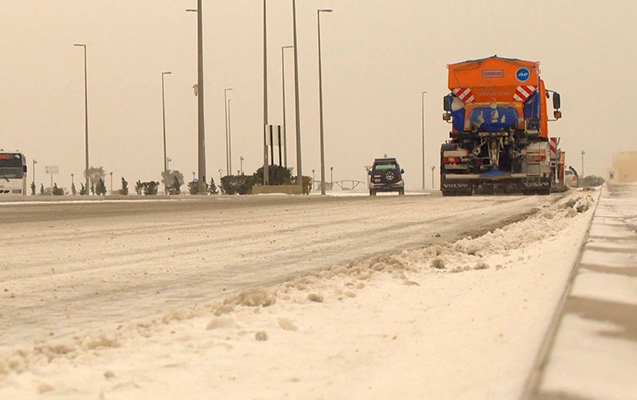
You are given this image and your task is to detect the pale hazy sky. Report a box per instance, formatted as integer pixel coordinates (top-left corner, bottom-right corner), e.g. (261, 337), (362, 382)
(2, 1), (636, 190)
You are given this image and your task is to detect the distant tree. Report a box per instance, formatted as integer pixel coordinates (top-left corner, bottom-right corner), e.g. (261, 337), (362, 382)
(162, 169), (185, 194)
(79, 183), (86, 195)
(31, 182), (36, 196)
(52, 183), (64, 196)
(209, 177), (219, 195)
(170, 175), (181, 195)
(40, 183), (44, 195)
(135, 180), (142, 195)
(90, 182), (95, 195)
(71, 182), (77, 196)
(85, 166), (106, 187)
(119, 177), (129, 195)
(96, 178), (107, 195)
(142, 181), (159, 195)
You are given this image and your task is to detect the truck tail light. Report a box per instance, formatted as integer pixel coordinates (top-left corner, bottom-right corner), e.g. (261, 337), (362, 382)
(444, 157), (458, 164)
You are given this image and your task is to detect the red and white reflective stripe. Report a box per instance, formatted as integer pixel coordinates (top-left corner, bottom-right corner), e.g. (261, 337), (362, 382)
(452, 88), (474, 104)
(549, 137), (557, 157)
(513, 86), (536, 102)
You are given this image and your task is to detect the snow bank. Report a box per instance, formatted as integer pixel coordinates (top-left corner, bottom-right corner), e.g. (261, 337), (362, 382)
(0, 190), (598, 399)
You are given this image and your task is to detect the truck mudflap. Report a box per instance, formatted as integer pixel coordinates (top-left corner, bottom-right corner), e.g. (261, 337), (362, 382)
(441, 171), (551, 196)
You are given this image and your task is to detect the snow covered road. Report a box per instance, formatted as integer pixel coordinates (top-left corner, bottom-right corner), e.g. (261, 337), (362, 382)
(0, 190), (598, 399)
(1, 193), (551, 347)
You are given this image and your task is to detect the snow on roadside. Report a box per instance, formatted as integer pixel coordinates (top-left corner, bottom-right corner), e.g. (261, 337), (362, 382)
(0, 189), (598, 399)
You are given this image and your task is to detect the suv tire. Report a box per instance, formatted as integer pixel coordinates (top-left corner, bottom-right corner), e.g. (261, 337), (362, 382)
(382, 170), (399, 184)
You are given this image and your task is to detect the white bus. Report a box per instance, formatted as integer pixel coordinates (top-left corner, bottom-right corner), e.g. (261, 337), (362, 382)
(0, 151), (27, 195)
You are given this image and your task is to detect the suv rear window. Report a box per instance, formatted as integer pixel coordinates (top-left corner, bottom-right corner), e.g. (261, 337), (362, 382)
(373, 164), (398, 171)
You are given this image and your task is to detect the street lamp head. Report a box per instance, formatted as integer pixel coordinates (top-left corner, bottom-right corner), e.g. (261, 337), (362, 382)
(162, 71), (172, 75)
(185, 8), (197, 12)
(318, 9), (334, 13)
(73, 43), (86, 47)
(283, 45), (294, 49)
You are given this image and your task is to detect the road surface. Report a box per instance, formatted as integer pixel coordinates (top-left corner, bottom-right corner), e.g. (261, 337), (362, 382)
(1, 193), (555, 349)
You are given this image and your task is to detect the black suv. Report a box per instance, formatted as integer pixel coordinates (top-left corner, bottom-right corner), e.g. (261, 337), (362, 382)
(368, 157), (405, 195)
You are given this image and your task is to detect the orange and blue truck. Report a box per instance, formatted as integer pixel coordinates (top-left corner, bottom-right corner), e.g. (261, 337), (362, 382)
(440, 56), (562, 196)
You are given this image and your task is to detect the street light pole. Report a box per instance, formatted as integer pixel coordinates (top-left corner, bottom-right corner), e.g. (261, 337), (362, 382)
(421, 91), (427, 190)
(74, 43), (89, 195)
(431, 166), (435, 189)
(110, 171), (113, 193)
(186, 2), (207, 194)
(581, 150), (585, 178)
(281, 45), (293, 169)
(240, 156), (244, 175)
(317, 8), (333, 196)
(224, 88), (233, 178)
(228, 99), (233, 175)
(162, 71), (172, 195)
(292, 0), (303, 193)
(263, 0), (270, 185)
(32, 159), (37, 194)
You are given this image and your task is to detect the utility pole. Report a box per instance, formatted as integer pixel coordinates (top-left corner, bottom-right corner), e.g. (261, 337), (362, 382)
(263, 0), (270, 185)
(292, 0), (303, 193)
(421, 91), (427, 189)
(186, 1), (207, 194)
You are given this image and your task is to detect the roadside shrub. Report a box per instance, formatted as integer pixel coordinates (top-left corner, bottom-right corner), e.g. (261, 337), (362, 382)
(142, 181), (159, 195)
(52, 183), (64, 196)
(253, 165), (292, 186)
(221, 174), (255, 195)
(119, 177), (129, 195)
(188, 180), (209, 195)
(96, 178), (107, 195)
(579, 175), (605, 187)
(209, 178), (219, 195)
(290, 175), (312, 195)
(170, 175), (181, 195)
